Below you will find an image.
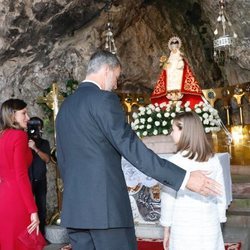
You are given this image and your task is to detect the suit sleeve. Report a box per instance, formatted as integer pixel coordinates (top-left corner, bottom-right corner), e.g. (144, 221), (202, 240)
(14, 131), (37, 213)
(55, 125), (65, 178)
(92, 92), (186, 191)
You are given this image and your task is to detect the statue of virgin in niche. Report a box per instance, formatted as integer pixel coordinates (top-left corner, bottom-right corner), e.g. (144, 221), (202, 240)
(151, 36), (204, 108)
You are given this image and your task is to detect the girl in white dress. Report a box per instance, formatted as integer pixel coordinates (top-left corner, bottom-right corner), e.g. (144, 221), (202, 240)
(160, 111), (227, 250)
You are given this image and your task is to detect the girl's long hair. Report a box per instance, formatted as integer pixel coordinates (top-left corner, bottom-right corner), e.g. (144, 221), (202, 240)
(173, 111), (214, 162)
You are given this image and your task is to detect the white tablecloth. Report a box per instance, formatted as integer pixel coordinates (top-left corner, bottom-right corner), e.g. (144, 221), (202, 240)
(122, 152), (232, 207)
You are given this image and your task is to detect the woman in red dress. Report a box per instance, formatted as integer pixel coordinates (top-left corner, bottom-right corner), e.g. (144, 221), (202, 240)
(0, 99), (40, 250)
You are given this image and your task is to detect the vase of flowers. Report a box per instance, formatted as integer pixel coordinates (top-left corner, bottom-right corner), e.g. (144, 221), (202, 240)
(131, 101), (221, 138)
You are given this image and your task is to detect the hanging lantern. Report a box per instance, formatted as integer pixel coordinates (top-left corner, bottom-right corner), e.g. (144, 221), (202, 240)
(213, 0), (237, 65)
(103, 0), (117, 54)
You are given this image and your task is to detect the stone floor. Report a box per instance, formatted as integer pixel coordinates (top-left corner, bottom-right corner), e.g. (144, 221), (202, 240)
(44, 214), (250, 250)
(44, 244), (65, 250)
(223, 166), (250, 250)
(43, 225), (250, 250)
(44, 165), (250, 250)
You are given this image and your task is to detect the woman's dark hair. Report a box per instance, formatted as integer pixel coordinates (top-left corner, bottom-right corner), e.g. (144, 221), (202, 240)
(0, 98), (27, 131)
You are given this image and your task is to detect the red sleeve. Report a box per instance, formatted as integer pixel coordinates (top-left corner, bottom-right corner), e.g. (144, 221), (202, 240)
(14, 131), (37, 213)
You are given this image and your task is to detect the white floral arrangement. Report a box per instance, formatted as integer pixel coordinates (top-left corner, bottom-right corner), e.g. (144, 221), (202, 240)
(131, 101), (221, 138)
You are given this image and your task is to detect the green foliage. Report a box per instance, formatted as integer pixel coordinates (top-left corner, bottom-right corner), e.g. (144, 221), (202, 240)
(37, 79), (79, 134)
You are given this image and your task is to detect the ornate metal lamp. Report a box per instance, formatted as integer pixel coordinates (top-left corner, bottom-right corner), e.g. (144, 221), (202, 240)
(104, 0), (117, 54)
(37, 83), (64, 225)
(213, 0), (237, 65)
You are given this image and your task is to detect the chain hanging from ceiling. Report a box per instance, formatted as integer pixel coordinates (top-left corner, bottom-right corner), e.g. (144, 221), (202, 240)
(104, 0), (117, 54)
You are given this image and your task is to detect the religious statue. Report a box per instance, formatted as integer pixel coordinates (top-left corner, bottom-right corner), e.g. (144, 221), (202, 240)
(150, 36), (204, 108)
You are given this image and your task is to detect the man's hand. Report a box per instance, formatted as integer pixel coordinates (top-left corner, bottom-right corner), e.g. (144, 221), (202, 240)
(186, 170), (222, 196)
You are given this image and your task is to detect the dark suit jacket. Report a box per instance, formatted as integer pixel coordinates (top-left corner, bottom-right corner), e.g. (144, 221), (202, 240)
(56, 82), (186, 229)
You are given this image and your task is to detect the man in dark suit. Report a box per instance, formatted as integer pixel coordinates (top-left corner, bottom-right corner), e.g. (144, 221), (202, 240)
(56, 50), (221, 250)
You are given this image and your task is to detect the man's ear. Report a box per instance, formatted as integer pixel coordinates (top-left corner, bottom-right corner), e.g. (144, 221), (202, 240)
(100, 65), (109, 77)
(12, 113), (16, 123)
(104, 65), (110, 75)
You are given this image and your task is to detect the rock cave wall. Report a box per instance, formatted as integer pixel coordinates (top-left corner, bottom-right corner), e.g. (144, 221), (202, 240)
(0, 0), (249, 219)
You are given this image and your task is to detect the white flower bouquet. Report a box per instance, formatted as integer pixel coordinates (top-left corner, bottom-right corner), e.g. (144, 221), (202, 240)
(131, 101), (221, 138)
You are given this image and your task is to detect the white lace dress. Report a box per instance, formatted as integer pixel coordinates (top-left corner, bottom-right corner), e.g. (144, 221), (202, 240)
(160, 153), (227, 250)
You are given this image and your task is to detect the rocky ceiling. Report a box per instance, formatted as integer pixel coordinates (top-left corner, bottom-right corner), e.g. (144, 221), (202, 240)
(0, 0), (249, 101)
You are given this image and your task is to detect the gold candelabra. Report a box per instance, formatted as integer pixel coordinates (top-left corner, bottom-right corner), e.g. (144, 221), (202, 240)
(37, 83), (64, 225)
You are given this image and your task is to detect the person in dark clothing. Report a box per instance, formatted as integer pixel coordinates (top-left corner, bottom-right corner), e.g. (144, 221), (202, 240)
(28, 117), (51, 236)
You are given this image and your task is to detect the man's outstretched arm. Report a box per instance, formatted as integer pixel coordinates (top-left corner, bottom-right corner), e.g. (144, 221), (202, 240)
(186, 170), (222, 196)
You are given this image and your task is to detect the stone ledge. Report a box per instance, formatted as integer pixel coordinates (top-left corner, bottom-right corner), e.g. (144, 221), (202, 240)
(223, 226), (249, 250)
(142, 135), (176, 154)
(135, 222), (249, 250)
(226, 214), (250, 228)
(45, 225), (69, 244)
(232, 183), (250, 199)
(231, 165), (250, 175)
(135, 222), (163, 239)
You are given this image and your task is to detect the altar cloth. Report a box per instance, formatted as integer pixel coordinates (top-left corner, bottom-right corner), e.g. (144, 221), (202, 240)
(122, 152), (232, 239)
(122, 152), (232, 221)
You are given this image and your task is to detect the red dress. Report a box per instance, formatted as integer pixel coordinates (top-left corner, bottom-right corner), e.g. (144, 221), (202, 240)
(0, 129), (37, 250)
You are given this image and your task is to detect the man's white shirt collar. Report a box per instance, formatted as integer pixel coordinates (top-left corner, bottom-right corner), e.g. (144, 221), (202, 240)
(82, 80), (102, 90)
